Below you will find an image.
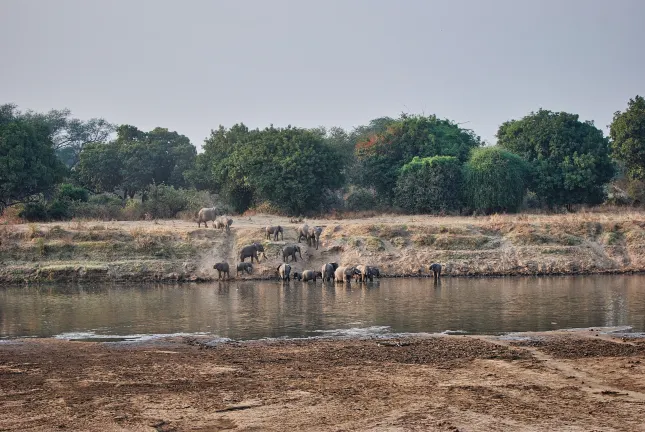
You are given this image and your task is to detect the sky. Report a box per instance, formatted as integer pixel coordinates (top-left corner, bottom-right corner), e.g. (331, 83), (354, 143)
(1, 0), (644, 149)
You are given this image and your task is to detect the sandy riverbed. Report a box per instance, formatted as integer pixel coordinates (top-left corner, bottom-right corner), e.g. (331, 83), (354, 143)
(2, 330), (645, 431)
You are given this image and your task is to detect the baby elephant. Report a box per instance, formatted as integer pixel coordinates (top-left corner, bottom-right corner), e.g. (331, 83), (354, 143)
(292, 271), (302, 281)
(430, 263), (442, 280)
(237, 262), (253, 276)
(213, 262), (230, 280)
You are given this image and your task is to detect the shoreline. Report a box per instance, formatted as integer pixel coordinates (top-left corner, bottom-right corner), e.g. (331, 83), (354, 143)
(2, 329), (645, 431)
(3, 211), (645, 283)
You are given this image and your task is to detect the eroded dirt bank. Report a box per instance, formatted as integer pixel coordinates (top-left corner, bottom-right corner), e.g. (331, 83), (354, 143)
(1, 331), (645, 431)
(3, 211), (645, 283)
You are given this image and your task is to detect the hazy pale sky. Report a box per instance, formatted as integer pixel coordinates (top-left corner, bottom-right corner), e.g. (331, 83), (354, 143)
(1, 0), (643, 148)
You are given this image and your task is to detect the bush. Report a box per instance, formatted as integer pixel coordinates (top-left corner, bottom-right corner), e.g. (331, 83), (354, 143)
(19, 202), (49, 222)
(143, 184), (189, 219)
(58, 183), (89, 202)
(68, 193), (123, 220)
(393, 156), (462, 214)
(345, 187), (377, 212)
(47, 199), (71, 220)
(463, 147), (529, 214)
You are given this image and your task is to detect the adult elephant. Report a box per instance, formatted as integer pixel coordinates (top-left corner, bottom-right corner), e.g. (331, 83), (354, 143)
(308, 226), (323, 249)
(282, 245), (302, 263)
(430, 263), (442, 280)
(266, 225), (284, 241)
(301, 270), (322, 282)
(239, 242), (267, 263)
(297, 224), (309, 244)
(321, 262), (339, 282)
(197, 207), (219, 228)
(355, 265), (371, 283)
(367, 266), (381, 280)
(216, 216), (233, 233)
(334, 266), (360, 283)
(277, 263), (292, 281)
(236, 262), (253, 276)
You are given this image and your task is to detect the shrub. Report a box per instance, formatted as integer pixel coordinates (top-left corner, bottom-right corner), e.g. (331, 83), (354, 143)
(345, 187), (377, 212)
(69, 193), (123, 220)
(463, 147), (529, 214)
(47, 199), (71, 220)
(393, 156), (462, 214)
(19, 202), (49, 222)
(58, 183), (89, 202)
(143, 184), (189, 219)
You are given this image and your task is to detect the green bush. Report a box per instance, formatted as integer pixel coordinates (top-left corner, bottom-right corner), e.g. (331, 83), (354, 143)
(58, 183), (89, 202)
(463, 147), (529, 214)
(19, 202), (49, 222)
(69, 193), (123, 220)
(345, 187), (377, 212)
(143, 184), (189, 219)
(47, 199), (71, 220)
(393, 156), (462, 214)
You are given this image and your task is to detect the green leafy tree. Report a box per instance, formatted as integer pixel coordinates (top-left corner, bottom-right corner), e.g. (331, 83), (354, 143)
(356, 114), (481, 204)
(610, 95), (645, 180)
(0, 104), (67, 211)
(497, 109), (615, 208)
(462, 147), (529, 214)
(76, 141), (124, 196)
(394, 156), (462, 213)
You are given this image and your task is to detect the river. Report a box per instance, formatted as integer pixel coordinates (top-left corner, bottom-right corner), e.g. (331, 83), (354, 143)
(1, 275), (645, 341)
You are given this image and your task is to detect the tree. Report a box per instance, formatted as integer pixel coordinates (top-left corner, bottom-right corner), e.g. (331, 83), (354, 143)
(0, 104), (67, 211)
(497, 109), (615, 208)
(195, 124), (344, 214)
(610, 95), (645, 181)
(355, 114), (481, 204)
(21, 107), (115, 168)
(393, 156), (462, 213)
(462, 147), (529, 214)
(76, 142), (124, 196)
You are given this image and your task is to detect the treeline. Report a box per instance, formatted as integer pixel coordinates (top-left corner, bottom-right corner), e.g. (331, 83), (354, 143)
(1, 96), (644, 221)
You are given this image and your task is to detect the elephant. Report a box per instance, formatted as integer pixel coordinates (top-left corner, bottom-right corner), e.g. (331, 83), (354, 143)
(236, 262), (253, 276)
(321, 262), (339, 282)
(308, 226), (323, 249)
(240, 242), (267, 263)
(197, 207), (219, 228)
(266, 225), (284, 241)
(277, 263), (292, 281)
(297, 224), (309, 243)
(301, 270), (322, 282)
(216, 216), (233, 232)
(367, 266), (381, 280)
(430, 263), (442, 280)
(292, 271), (302, 281)
(282, 245), (302, 263)
(334, 266), (360, 283)
(213, 262), (230, 280)
(355, 265), (371, 283)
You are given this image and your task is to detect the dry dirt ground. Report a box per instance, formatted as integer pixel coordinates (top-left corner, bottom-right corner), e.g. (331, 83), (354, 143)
(2, 331), (645, 431)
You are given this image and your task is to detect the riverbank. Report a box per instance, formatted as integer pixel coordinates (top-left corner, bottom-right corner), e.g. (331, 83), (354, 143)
(1, 330), (644, 431)
(2, 211), (645, 283)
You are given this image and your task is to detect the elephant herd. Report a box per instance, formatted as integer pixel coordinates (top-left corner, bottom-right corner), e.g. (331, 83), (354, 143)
(204, 215), (444, 283)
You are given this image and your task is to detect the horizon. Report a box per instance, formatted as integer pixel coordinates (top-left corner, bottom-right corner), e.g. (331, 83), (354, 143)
(1, 0), (644, 148)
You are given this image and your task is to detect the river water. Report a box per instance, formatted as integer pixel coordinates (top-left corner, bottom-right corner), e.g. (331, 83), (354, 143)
(1, 275), (645, 341)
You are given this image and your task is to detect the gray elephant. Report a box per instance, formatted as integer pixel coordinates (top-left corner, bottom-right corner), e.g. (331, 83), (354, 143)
(266, 225), (284, 241)
(197, 207), (219, 228)
(355, 265), (371, 283)
(301, 270), (322, 282)
(334, 266), (360, 283)
(236, 262), (253, 276)
(213, 262), (230, 280)
(292, 271), (302, 281)
(321, 262), (339, 282)
(367, 266), (381, 280)
(282, 245), (302, 262)
(239, 242), (267, 263)
(277, 263), (292, 281)
(430, 263), (442, 280)
(308, 226), (323, 249)
(216, 216), (233, 233)
(297, 224), (309, 243)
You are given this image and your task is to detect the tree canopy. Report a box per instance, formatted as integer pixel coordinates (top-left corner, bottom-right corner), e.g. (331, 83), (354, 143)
(610, 95), (645, 181)
(497, 109), (615, 207)
(355, 114), (481, 203)
(463, 147), (529, 214)
(0, 104), (67, 211)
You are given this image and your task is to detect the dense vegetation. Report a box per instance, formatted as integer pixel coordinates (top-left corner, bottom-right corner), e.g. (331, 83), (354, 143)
(1, 95), (644, 221)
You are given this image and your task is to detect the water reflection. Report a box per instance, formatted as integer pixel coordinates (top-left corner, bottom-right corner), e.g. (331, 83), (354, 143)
(1, 275), (645, 339)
